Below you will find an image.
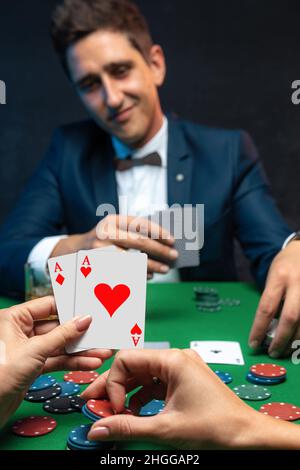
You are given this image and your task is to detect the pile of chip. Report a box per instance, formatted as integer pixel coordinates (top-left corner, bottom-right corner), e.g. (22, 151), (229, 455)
(66, 424), (114, 451)
(246, 363), (287, 385)
(194, 287), (240, 312)
(24, 371), (99, 405)
(11, 371), (100, 439)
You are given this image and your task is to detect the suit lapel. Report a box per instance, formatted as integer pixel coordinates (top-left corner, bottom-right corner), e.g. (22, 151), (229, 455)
(167, 118), (193, 206)
(90, 133), (119, 215)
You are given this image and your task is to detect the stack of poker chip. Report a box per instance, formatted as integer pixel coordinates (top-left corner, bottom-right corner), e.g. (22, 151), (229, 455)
(194, 287), (221, 312)
(193, 287), (240, 312)
(66, 424), (114, 451)
(246, 363), (287, 385)
(262, 318), (278, 351)
(82, 399), (133, 422)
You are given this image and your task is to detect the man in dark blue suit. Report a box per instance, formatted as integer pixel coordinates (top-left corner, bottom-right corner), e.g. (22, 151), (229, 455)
(0, 0), (300, 357)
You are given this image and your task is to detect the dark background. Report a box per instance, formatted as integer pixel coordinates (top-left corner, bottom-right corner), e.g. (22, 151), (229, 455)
(0, 0), (300, 280)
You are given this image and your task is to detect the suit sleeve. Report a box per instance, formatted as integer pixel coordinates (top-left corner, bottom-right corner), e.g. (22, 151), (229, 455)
(0, 129), (66, 298)
(232, 131), (292, 289)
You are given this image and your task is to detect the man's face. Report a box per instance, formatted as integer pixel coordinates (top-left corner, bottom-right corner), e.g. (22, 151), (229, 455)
(66, 30), (165, 147)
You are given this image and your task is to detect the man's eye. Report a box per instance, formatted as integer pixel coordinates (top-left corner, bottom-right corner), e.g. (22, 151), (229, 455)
(114, 67), (129, 77)
(80, 82), (101, 93)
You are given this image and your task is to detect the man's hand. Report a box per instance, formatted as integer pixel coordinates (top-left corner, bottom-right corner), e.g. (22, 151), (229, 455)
(50, 215), (178, 279)
(249, 241), (300, 357)
(80, 349), (287, 450)
(0, 297), (113, 428)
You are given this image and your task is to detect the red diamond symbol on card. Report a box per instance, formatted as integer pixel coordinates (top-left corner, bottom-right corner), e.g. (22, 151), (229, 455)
(56, 274), (65, 285)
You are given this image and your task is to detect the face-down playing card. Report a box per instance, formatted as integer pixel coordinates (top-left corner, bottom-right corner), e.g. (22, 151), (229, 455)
(69, 249), (148, 352)
(149, 206), (203, 268)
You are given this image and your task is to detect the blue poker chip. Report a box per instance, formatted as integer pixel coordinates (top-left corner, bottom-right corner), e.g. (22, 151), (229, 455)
(82, 404), (99, 422)
(139, 399), (165, 417)
(214, 370), (233, 384)
(67, 424), (113, 450)
(29, 375), (57, 392)
(246, 372), (285, 385)
(57, 381), (80, 397)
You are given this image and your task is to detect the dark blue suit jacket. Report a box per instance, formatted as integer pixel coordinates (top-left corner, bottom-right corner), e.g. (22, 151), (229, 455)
(0, 117), (292, 298)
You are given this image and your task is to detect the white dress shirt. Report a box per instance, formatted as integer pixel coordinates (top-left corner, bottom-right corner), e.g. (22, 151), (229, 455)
(28, 116), (180, 283)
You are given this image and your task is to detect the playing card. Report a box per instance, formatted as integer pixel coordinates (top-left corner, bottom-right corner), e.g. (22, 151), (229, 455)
(149, 206), (203, 268)
(70, 248), (148, 352)
(190, 341), (244, 365)
(48, 253), (80, 353)
(48, 246), (119, 353)
(48, 253), (77, 325)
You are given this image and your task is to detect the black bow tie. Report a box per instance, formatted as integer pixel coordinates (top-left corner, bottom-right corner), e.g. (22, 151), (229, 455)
(114, 152), (162, 172)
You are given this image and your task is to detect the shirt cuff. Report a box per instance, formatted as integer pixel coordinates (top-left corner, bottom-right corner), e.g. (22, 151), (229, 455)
(282, 232), (296, 250)
(27, 235), (67, 283)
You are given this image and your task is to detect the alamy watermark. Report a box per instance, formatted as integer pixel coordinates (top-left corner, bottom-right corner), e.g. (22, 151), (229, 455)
(291, 80), (300, 105)
(291, 340), (300, 364)
(95, 200), (205, 251)
(0, 80), (6, 104)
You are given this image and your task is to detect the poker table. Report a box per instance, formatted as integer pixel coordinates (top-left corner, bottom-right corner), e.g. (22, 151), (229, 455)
(0, 282), (298, 451)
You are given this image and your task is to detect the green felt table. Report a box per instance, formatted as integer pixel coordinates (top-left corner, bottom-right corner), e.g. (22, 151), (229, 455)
(0, 282), (298, 450)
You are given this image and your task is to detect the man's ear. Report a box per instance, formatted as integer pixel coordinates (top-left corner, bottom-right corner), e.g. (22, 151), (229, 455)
(149, 45), (166, 87)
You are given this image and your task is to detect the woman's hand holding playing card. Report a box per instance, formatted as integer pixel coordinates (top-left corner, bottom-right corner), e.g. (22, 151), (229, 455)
(0, 296), (113, 428)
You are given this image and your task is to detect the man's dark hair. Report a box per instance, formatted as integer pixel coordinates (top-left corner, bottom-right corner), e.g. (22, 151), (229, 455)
(51, 0), (153, 73)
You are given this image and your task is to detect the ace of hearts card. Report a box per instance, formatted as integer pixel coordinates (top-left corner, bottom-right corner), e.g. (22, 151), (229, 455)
(69, 249), (148, 352)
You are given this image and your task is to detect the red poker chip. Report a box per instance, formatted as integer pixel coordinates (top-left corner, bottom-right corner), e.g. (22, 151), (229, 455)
(64, 371), (99, 384)
(259, 402), (300, 421)
(87, 399), (114, 418)
(12, 416), (57, 437)
(250, 363), (286, 379)
(87, 399), (134, 418)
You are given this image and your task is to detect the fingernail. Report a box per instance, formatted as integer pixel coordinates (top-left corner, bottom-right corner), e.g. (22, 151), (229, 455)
(160, 265), (169, 273)
(169, 249), (178, 259)
(269, 350), (280, 359)
(74, 315), (92, 332)
(249, 340), (259, 349)
(88, 426), (110, 440)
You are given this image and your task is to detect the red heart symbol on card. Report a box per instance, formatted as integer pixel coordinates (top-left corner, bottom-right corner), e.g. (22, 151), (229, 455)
(131, 323), (142, 335)
(94, 283), (130, 317)
(81, 266), (91, 278)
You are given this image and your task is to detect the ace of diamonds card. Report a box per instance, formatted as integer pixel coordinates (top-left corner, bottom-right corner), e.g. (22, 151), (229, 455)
(69, 249), (148, 352)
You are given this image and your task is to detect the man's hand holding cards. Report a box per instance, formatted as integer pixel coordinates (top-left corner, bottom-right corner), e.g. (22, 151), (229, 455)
(48, 246), (147, 353)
